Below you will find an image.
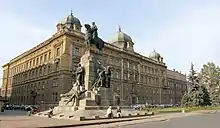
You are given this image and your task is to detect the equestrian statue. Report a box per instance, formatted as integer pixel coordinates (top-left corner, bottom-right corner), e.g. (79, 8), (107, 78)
(84, 22), (105, 54)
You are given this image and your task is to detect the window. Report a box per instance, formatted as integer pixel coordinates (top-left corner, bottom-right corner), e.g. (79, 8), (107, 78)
(35, 70), (38, 76)
(33, 59), (35, 66)
(133, 65), (136, 70)
(74, 47), (79, 56)
(56, 47), (60, 56)
(110, 57), (114, 65)
(52, 93), (54, 102)
(39, 67), (42, 76)
(43, 66), (46, 75)
(55, 61), (59, 71)
(42, 81), (45, 89)
(40, 56), (43, 64)
(38, 82), (41, 90)
(135, 74), (138, 81)
(29, 61), (32, 68)
(52, 79), (58, 87)
(129, 63), (132, 70)
(48, 52), (51, 60)
(115, 71), (119, 79)
(116, 59), (120, 66)
(140, 75), (143, 82)
(129, 74), (133, 81)
(124, 73), (128, 80)
(48, 65), (51, 73)
(55, 92), (58, 102)
(44, 54), (47, 62)
(36, 58), (39, 65)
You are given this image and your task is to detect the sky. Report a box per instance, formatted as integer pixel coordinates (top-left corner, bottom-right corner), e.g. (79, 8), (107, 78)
(1, 0), (220, 87)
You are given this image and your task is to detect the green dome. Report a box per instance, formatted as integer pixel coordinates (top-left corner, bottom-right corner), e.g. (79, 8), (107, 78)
(109, 27), (132, 43)
(60, 11), (81, 27)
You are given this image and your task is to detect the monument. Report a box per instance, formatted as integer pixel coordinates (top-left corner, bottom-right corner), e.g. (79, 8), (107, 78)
(49, 22), (139, 120)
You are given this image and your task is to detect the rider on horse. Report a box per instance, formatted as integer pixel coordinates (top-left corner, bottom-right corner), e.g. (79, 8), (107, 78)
(84, 22), (105, 54)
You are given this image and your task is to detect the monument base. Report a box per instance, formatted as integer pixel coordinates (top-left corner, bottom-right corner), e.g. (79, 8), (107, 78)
(37, 105), (142, 121)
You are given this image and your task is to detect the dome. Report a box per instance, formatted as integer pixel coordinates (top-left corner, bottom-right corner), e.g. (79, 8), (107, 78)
(109, 27), (132, 43)
(149, 49), (161, 59)
(60, 11), (81, 26)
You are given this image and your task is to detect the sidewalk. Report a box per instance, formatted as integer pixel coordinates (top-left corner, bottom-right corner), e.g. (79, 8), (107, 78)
(0, 110), (215, 128)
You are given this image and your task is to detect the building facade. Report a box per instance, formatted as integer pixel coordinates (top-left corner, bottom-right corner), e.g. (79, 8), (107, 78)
(1, 12), (187, 107)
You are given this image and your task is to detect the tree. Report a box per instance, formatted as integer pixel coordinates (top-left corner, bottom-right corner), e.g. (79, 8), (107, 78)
(199, 62), (220, 106)
(181, 63), (211, 107)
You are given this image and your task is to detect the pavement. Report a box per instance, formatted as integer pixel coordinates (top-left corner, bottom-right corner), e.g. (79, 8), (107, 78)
(0, 110), (217, 128)
(115, 110), (220, 128)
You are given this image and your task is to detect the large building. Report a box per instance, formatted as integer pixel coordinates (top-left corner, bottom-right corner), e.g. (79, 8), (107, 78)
(1, 12), (187, 107)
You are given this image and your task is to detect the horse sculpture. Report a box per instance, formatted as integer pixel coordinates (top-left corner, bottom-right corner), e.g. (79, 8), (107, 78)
(84, 24), (105, 54)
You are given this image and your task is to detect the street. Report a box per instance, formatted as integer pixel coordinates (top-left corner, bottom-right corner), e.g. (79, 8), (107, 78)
(0, 110), (219, 128)
(123, 112), (219, 128)
(79, 112), (220, 128)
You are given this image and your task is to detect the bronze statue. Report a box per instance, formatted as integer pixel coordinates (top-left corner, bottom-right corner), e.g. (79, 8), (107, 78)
(98, 69), (106, 88)
(105, 66), (111, 88)
(91, 22), (98, 39)
(60, 85), (87, 106)
(84, 23), (105, 54)
(65, 89), (87, 106)
(92, 65), (111, 89)
(75, 64), (85, 86)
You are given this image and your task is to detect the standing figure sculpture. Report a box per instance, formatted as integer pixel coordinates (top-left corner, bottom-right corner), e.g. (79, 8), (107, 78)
(105, 66), (111, 88)
(75, 64), (85, 86)
(98, 68), (106, 88)
(60, 63), (87, 106)
(84, 23), (105, 54)
(92, 65), (112, 89)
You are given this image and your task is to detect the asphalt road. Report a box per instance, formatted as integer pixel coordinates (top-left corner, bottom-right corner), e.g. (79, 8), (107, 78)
(0, 110), (28, 116)
(123, 112), (219, 128)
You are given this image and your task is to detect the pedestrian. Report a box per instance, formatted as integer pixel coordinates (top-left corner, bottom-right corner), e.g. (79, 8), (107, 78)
(116, 106), (121, 118)
(106, 106), (113, 119)
(48, 107), (53, 118)
(37, 105), (40, 113)
(27, 106), (33, 116)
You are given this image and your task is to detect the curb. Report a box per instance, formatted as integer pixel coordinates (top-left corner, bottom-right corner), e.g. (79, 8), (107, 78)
(37, 116), (161, 128)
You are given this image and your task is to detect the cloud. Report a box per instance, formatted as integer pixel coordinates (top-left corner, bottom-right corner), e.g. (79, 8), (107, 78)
(0, 11), (53, 87)
(142, 4), (220, 74)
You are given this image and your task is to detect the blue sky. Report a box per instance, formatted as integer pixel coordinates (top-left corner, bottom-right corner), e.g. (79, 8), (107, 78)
(1, 0), (220, 86)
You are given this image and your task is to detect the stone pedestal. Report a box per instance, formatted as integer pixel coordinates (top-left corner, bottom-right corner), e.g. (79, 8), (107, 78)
(78, 49), (107, 107)
(52, 48), (119, 118)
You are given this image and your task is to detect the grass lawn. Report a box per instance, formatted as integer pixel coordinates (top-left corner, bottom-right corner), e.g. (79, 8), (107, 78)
(143, 106), (220, 114)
